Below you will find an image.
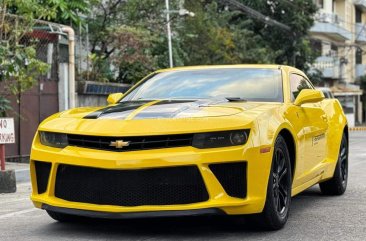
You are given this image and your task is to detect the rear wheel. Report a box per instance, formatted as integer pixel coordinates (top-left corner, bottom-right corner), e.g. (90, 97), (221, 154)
(248, 135), (292, 230)
(319, 133), (348, 195)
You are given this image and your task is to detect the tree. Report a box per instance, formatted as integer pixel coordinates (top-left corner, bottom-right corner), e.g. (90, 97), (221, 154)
(6, 0), (90, 26)
(232, 0), (318, 71)
(0, 0), (88, 114)
(81, 0), (319, 84)
(0, 96), (11, 117)
(0, 1), (50, 98)
(179, 1), (278, 65)
(48, 0), (90, 26)
(84, 0), (166, 83)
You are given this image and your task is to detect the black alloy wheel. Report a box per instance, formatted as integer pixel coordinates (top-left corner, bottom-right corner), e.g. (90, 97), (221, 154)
(339, 136), (348, 188)
(247, 135), (292, 230)
(319, 132), (348, 195)
(272, 146), (290, 217)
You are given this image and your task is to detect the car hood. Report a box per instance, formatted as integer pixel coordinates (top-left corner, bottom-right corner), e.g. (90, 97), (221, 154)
(39, 99), (280, 135)
(61, 99), (245, 119)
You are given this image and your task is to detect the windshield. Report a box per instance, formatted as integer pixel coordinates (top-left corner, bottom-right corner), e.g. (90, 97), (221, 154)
(121, 68), (283, 102)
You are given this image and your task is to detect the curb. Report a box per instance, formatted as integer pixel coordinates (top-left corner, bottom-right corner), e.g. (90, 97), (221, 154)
(0, 170), (17, 193)
(15, 169), (30, 183)
(349, 127), (366, 131)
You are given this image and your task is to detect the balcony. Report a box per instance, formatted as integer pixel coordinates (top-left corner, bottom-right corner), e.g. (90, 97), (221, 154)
(355, 23), (366, 42)
(354, 0), (366, 11)
(313, 56), (340, 79)
(356, 64), (366, 78)
(310, 12), (352, 41)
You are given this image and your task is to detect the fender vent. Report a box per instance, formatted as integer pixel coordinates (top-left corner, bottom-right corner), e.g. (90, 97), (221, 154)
(34, 161), (52, 194)
(209, 162), (247, 198)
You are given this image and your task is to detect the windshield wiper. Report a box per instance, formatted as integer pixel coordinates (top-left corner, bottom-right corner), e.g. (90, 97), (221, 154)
(225, 97), (247, 102)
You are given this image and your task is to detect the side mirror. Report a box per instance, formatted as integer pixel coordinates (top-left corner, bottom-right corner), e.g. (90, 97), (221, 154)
(294, 89), (324, 106)
(107, 93), (124, 104)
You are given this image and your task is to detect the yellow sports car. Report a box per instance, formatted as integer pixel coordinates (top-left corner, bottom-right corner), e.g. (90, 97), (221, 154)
(30, 65), (348, 230)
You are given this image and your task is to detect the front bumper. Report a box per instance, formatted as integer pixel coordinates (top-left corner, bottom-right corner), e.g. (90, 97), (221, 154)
(30, 132), (273, 217)
(42, 204), (225, 219)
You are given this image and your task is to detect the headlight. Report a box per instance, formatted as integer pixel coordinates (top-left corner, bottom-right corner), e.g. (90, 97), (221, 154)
(192, 130), (249, 149)
(39, 131), (68, 148)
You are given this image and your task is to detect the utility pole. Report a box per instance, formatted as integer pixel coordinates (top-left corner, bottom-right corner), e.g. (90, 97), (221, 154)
(165, 0), (174, 68)
(164, 0), (194, 68)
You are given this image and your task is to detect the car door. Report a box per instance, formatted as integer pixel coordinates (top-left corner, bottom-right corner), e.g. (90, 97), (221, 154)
(289, 74), (328, 183)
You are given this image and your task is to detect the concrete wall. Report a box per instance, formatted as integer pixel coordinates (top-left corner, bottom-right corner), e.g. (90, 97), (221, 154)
(76, 94), (108, 107)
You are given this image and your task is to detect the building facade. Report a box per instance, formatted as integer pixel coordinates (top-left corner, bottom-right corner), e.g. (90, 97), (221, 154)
(310, 0), (364, 126)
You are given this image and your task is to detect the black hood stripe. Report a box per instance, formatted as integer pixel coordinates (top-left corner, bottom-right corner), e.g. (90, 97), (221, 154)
(83, 101), (151, 119)
(83, 99), (228, 120)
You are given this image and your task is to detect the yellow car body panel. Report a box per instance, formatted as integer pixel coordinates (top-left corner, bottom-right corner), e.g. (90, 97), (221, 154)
(30, 65), (347, 216)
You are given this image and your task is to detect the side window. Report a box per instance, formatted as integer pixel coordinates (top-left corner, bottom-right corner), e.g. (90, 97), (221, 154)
(289, 74), (313, 101)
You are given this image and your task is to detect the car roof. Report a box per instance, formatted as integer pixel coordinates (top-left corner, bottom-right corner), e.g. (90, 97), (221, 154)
(156, 64), (296, 73)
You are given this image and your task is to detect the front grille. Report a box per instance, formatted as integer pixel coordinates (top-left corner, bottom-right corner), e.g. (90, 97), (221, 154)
(209, 162), (247, 198)
(34, 161), (52, 194)
(55, 164), (209, 206)
(67, 134), (193, 152)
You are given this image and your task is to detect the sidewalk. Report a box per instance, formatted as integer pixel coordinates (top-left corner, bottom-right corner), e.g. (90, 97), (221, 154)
(4, 162), (30, 183)
(349, 126), (366, 131)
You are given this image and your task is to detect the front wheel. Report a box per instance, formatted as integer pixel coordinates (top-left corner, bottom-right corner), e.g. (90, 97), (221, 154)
(319, 132), (348, 195)
(248, 135), (292, 230)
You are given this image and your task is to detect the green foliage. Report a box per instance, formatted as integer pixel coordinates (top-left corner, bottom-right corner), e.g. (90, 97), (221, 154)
(0, 0), (53, 100)
(0, 0), (90, 114)
(0, 96), (12, 117)
(5, 0), (90, 26)
(110, 26), (159, 83)
(85, 0), (165, 83)
(236, 0), (318, 70)
(179, 1), (277, 65)
(49, 0), (90, 25)
(0, 44), (49, 95)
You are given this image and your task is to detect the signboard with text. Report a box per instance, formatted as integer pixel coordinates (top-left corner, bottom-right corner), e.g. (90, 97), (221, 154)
(0, 118), (15, 144)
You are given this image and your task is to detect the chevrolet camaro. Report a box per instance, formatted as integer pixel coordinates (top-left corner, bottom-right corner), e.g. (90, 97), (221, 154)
(30, 65), (348, 230)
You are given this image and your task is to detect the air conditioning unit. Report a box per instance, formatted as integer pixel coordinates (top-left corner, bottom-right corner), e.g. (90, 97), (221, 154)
(78, 81), (132, 95)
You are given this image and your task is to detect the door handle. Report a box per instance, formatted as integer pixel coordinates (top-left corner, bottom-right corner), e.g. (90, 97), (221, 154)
(321, 114), (327, 121)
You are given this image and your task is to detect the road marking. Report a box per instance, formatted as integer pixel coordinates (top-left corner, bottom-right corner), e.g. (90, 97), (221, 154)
(0, 208), (37, 219)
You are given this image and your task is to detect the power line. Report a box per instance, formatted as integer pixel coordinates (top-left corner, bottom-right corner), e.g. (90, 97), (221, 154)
(221, 0), (291, 32)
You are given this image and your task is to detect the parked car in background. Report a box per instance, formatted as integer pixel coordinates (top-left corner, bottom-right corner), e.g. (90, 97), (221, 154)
(317, 87), (334, 99)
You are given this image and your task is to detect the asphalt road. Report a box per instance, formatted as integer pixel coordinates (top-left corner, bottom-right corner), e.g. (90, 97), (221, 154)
(1, 132), (365, 241)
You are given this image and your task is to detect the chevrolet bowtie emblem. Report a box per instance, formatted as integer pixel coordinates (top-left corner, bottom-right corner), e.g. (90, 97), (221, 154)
(109, 140), (130, 149)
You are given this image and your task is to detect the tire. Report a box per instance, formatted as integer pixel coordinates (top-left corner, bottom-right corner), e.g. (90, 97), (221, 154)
(319, 132), (348, 195)
(46, 210), (79, 222)
(248, 135), (292, 230)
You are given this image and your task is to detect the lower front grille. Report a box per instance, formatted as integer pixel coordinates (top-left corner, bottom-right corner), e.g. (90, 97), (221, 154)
(209, 162), (247, 198)
(55, 164), (209, 206)
(34, 161), (52, 194)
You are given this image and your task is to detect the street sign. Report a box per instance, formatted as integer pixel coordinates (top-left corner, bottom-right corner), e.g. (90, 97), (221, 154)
(0, 118), (15, 144)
